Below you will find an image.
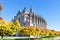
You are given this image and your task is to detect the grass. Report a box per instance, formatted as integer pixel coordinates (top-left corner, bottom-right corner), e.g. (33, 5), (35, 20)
(0, 36), (60, 40)
(3, 39), (28, 40)
(0, 38), (54, 40)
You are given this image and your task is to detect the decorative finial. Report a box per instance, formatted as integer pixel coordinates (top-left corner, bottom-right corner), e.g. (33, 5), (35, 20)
(0, 2), (2, 11)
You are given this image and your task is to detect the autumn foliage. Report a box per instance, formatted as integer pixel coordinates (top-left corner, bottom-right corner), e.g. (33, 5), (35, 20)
(20, 26), (60, 36)
(0, 19), (20, 36)
(0, 19), (60, 37)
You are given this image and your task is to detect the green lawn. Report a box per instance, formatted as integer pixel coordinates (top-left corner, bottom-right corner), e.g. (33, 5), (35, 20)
(0, 36), (60, 40)
(0, 38), (54, 40)
(2, 39), (29, 40)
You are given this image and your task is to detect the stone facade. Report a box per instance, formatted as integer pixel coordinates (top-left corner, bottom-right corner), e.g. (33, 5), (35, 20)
(13, 7), (47, 28)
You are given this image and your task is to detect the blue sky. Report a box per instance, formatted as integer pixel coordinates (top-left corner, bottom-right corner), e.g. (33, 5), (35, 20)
(0, 0), (60, 31)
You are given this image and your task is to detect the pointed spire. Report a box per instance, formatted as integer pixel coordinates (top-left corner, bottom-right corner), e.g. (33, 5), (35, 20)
(30, 6), (32, 12)
(18, 10), (20, 13)
(23, 7), (27, 13)
(24, 7), (26, 11)
(17, 10), (21, 16)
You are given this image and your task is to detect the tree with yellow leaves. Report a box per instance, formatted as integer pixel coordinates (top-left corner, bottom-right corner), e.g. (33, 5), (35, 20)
(0, 19), (21, 37)
(13, 19), (21, 31)
(20, 26), (36, 36)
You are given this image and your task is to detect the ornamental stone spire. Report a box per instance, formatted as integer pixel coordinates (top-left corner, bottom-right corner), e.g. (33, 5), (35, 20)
(0, 2), (2, 11)
(30, 6), (32, 12)
(23, 7), (27, 13)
